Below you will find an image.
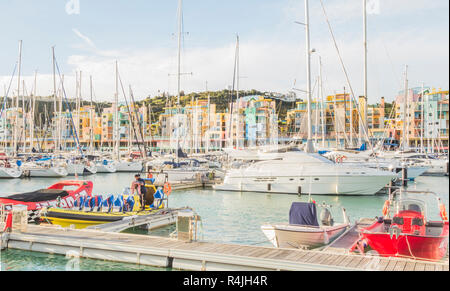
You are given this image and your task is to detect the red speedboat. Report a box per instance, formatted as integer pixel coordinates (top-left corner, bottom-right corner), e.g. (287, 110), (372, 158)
(0, 181), (93, 212)
(355, 190), (449, 261)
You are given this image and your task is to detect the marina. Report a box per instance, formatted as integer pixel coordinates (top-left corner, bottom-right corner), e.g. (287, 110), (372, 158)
(0, 0), (448, 275)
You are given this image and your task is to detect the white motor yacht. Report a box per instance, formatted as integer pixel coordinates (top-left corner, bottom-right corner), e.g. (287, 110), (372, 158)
(214, 152), (397, 195)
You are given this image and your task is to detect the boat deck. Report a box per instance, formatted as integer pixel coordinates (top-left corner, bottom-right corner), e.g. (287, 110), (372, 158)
(3, 225), (448, 271)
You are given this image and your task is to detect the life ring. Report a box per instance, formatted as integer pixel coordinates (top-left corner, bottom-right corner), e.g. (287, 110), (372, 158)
(440, 203), (448, 221)
(163, 182), (172, 196)
(382, 200), (390, 217)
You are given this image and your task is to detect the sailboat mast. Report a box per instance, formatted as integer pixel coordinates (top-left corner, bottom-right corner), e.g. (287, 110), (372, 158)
(175, 0), (183, 162)
(421, 82), (425, 154)
(319, 56), (325, 147)
(360, 0), (368, 146)
(402, 65), (408, 151)
(206, 81), (210, 153)
(114, 61), (120, 160)
(13, 40), (22, 157)
(235, 35), (240, 149)
(90, 75), (94, 153)
(52, 46), (59, 152)
(304, 0), (314, 153)
(30, 70), (37, 153)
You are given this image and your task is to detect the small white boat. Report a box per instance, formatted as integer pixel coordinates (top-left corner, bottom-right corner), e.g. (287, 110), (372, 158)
(96, 159), (117, 173)
(22, 159), (68, 178)
(0, 156), (22, 179)
(0, 166), (22, 179)
(261, 202), (350, 250)
(67, 160), (97, 176)
(115, 159), (143, 172)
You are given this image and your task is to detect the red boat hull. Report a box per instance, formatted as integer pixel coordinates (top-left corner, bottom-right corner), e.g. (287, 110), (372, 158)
(361, 221), (449, 261)
(0, 181), (93, 211)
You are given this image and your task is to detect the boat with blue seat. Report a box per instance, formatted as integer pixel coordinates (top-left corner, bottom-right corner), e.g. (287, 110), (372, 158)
(41, 179), (171, 229)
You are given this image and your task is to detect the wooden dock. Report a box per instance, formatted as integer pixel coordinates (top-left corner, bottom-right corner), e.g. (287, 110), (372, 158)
(3, 225), (448, 271)
(85, 208), (186, 233)
(323, 218), (376, 254)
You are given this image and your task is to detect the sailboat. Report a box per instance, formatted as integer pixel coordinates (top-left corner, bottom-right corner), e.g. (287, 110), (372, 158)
(112, 62), (143, 173)
(0, 154), (22, 178)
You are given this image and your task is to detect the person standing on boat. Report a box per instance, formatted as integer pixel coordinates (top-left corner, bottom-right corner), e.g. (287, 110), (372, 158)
(131, 174), (146, 210)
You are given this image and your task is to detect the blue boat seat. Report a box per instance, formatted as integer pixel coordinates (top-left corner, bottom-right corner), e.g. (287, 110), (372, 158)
(124, 196), (135, 212)
(94, 196), (103, 212)
(74, 196), (85, 211)
(113, 196), (124, 212)
(101, 195), (115, 213)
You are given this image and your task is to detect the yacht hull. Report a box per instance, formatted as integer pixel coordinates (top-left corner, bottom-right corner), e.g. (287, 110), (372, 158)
(214, 174), (394, 196)
(115, 161), (143, 172)
(27, 167), (68, 178)
(96, 162), (117, 173)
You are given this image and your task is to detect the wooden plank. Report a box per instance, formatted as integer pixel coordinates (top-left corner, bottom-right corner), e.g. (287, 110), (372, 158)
(384, 260), (397, 271)
(337, 255), (354, 267)
(375, 258), (390, 271)
(403, 261), (416, 271)
(346, 256), (364, 269)
(228, 246), (257, 256)
(258, 249), (283, 259)
(305, 253), (329, 265)
(265, 250), (293, 260)
(356, 257), (375, 270)
(394, 261), (406, 271)
(424, 263), (436, 272)
(244, 247), (274, 258)
(295, 251), (320, 263)
(283, 250), (309, 261)
(323, 254), (347, 266)
(414, 263), (426, 271)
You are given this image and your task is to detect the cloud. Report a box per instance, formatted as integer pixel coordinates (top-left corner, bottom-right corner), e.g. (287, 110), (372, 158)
(1, 0), (448, 105)
(72, 28), (97, 50)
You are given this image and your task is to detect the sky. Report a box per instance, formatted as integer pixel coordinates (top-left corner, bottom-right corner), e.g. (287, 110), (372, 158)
(0, 0), (448, 103)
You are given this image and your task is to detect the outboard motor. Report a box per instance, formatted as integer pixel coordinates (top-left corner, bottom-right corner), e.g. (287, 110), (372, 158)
(320, 208), (334, 226)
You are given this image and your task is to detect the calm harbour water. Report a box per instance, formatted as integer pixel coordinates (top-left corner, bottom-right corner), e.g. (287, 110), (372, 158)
(1, 173), (448, 271)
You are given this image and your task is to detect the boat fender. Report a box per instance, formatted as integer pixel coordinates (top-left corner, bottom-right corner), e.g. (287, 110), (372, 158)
(382, 200), (390, 217)
(164, 182), (172, 196)
(440, 203), (448, 221)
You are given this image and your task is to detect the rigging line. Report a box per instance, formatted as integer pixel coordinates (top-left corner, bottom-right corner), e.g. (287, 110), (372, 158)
(318, 0), (375, 153)
(0, 63), (18, 119)
(54, 58), (84, 157)
(117, 73), (144, 156)
(381, 40), (403, 91)
(129, 86), (149, 155)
